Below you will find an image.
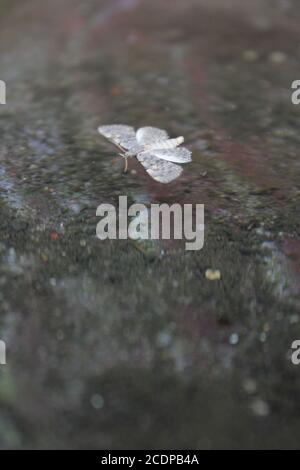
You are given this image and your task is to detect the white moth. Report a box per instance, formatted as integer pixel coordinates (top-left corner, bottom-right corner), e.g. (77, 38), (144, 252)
(98, 125), (192, 183)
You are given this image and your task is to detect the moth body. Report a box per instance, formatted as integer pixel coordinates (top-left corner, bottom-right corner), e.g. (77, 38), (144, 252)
(124, 145), (145, 157)
(146, 136), (184, 151)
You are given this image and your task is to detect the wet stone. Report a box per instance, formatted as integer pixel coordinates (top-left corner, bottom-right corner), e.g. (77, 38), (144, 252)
(0, 0), (299, 450)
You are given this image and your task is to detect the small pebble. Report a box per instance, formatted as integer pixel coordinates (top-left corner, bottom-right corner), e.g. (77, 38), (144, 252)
(90, 394), (104, 410)
(250, 398), (270, 417)
(205, 269), (221, 281)
(260, 332), (267, 342)
(269, 51), (286, 64)
(242, 50), (258, 62)
(229, 333), (239, 345)
(50, 231), (59, 241)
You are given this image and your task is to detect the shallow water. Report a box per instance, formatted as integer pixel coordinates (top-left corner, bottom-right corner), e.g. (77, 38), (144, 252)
(0, 0), (300, 449)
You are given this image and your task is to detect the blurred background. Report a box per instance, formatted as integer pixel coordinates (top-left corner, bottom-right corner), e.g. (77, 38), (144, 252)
(0, 0), (300, 449)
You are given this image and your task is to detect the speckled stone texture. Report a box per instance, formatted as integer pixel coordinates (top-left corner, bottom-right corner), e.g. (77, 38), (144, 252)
(0, 0), (300, 449)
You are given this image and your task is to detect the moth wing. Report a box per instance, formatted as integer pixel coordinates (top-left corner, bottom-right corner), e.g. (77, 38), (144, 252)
(98, 124), (137, 150)
(136, 127), (169, 145)
(137, 151), (183, 183)
(149, 147), (192, 163)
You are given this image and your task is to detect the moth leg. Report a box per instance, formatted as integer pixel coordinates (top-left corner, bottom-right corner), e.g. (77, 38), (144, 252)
(115, 142), (125, 152)
(123, 156), (128, 173)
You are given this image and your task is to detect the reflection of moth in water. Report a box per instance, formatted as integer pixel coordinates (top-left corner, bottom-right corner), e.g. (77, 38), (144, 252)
(98, 125), (192, 183)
